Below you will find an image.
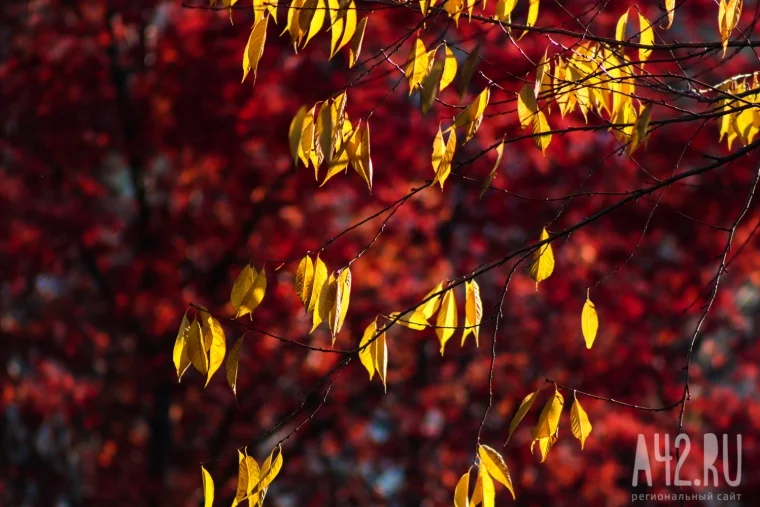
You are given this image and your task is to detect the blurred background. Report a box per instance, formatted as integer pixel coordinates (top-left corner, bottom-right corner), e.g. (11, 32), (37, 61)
(1, 0), (759, 505)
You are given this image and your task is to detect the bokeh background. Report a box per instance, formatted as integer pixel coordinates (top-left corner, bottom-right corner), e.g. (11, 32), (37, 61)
(2, 0), (759, 505)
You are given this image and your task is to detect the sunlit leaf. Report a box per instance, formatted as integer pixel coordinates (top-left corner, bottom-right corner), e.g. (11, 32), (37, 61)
(173, 312), (191, 382)
(231, 264), (255, 316)
(570, 393), (592, 449)
(308, 256), (328, 313)
(440, 45), (458, 92)
(289, 105), (309, 166)
(479, 139), (504, 198)
(405, 38), (430, 94)
(295, 255), (315, 308)
(330, 267), (352, 341)
(201, 466), (214, 507)
(203, 315), (226, 387)
(237, 267), (266, 319)
(454, 467), (471, 507)
(529, 227), (554, 287)
(517, 84), (537, 129)
(534, 388), (564, 439)
(389, 309), (429, 330)
(373, 326), (388, 391)
(457, 43), (481, 97)
(359, 318), (376, 380)
(419, 282), (444, 320)
(436, 288), (457, 355)
(478, 444), (516, 500)
(312, 273), (336, 333)
(242, 14), (269, 84)
(581, 295), (599, 349)
(638, 12), (654, 63)
(226, 336), (244, 397)
(348, 16), (368, 68)
(506, 389), (541, 444)
(187, 318), (208, 375)
(495, 0), (518, 22)
(462, 279), (482, 346)
(663, 0), (675, 29)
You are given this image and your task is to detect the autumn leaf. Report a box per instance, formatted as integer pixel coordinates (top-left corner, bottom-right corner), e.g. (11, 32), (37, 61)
(232, 450), (250, 507)
(203, 315), (226, 387)
(570, 393), (592, 449)
(532, 110), (552, 153)
(663, 0), (675, 29)
(479, 140), (504, 198)
(506, 388), (540, 444)
(254, 445), (283, 495)
(462, 279), (482, 346)
(530, 432), (558, 463)
(330, 267), (352, 341)
(638, 12), (654, 63)
(231, 264), (255, 316)
(237, 267), (266, 319)
(457, 43), (481, 97)
(389, 309), (429, 330)
(301, 0), (325, 48)
(186, 318), (208, 376)
(581, 294), (599, 349)
(453, 467), (471, 507)
(308, 256), (328, 313)
(226, 336), (244, 397)
(436, 287), (457, 355)
(358, 319), (376, 380)
(373, 326), (388, 391)
(173, 312), (191, 382)
(478, 444), (516, 499)
(440, 45), (458, 91)
(312, 272), (337, 333)
(495, 0), (518, 22)
(529, 227), (555, 287)
(472, 465), (496, 507)
(348, 16), (368, 68)
(534, 388), (564, 440)
(201, 466), (214, 507)
(288, 106), (309, 166)
(242, 14), (269, 84)
(451, 87), (490, 143)
(405, 38), (430, 95)
(295, 255), (315, 308)
(517, 84), (537, 129)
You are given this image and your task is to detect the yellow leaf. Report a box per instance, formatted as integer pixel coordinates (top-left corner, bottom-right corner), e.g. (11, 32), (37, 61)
(581, 295), (599, 349)
(663, 0), (675, 29)
(495, 0), (518, 22)
(226, 336), (244, 397)
(534, 388), (564, 439)
(187, 318), (208, 375)
(289, 105), (308, 166)
(529, 227), (554, 286)
(233, 450), (250, 506)
(246, 455), (260, 496)
(201, 466), (214, 507)
(462, 280), (482, 346)
(231, 264), (255, 316)
(506, 389), (540, 444)
(298, 106), (316, 167)
(475, 465), (496, 507)
(203, 315), (226, 387)
(530, 433), (557, 463)
(295, 255), (315, 307)
(316, 102), (334, 171)
(451, 87), (490, 143)
(439, 130), (456, 189)
(454, 467), (471, 507)
(419, 282), (443, 319)
(615, 9), (629, 42)
(457, 44), (481, 98)
(242, 14), (269, 84)
(352, 122), (373, 191)
(479, 140), (504, 198)
(431, 125), (446, 180)
(570, 393), (592, 449)
(308, 256), (328, 313)
(359, 319), (376, 380)
(440, 45), (458, 92)
(531, 111), (551, 153)
(255, 445), (283, 494)
(173, 312), (191, 382)
(336, 1), (357, 57)
(477, 444), (516, 500)
(330, 267), (352, 341)
(517, 84), (537, 129)
(638, 12), (654, 63)
(519, 0), (540, 39)
(253, 0), (266, 22)
(348, 16), (368, 68)
(284, 0), (305, 46)
(328, 0), (344, 59)
(237, 268), (266, 318)
(436, 288), (457, 355)
(405, 38), (430, 95)
(373, 326), (388, 391)
(628, 102), (652, 154)
(534, 48), (549, 98)
(389, 310), (429, 330)
(444, 0), (464, 26)
(301, 0), (325, 48)
(312, 273), (336, 333)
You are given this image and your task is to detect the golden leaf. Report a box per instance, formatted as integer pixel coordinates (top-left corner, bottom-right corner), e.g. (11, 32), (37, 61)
(477, 444), (516, 499)
(405, 38), (430, 94)
(203, 315), (226, 387)
(201, 466), (214, 507)
(295, 255), (315, 307)
(462, 279), (482, 346)
(436, 288), (457, 356)
(308, 256), (328, 313)
(231, 264), (255, 316)
(186, 318), (208, 375)
(529, 227), (554, 287)
(534, 388), (564, 439)
(581, 295), (599, 349)
(373, 326), (388, 391)
(479, 140), (504, 198)
(173, 312), (191, 382)
(440, 45), (458, 92)
(348, 16), (368, 68)
(242, 14), (269, 84)
(570, 393), (592, 449)
(419, 282), (444, 319)
(226, 336), (244, 397)
(359, 319), (376, 380)
(506, 389), (541, 444)
(454, 467), (471, 507)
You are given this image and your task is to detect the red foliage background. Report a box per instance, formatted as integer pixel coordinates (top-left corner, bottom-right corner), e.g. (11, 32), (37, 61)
(2, 0), (759, 505)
